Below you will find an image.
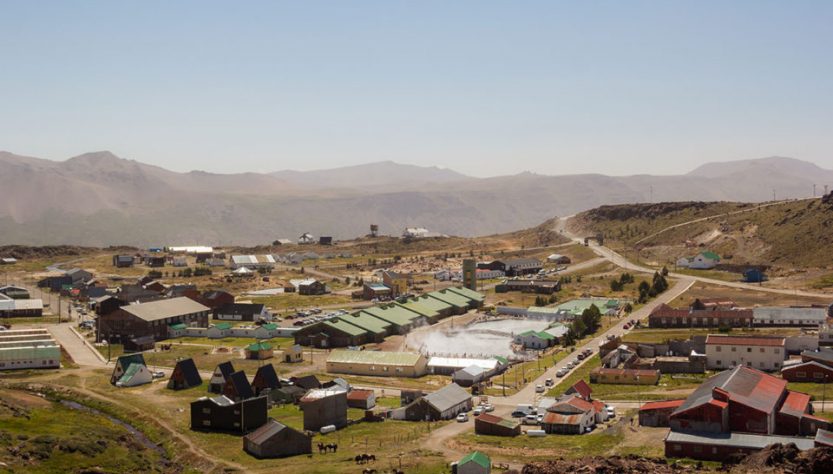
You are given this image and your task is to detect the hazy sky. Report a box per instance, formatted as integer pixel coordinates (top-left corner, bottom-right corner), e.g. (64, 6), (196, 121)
(1, 1), (832, 177)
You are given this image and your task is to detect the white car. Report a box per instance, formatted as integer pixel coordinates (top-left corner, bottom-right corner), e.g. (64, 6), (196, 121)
(484, 404), (495, 412)
(535, 384), (545, 393)
(606, 405), (616, 418)
(473, 407), (484, 416)
(456, 413), (469, 423)
(525, 414), (539, 425)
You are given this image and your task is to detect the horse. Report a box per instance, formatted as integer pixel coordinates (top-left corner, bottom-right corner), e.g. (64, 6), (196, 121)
(328, 443), (338, 453)
(317, 442), (326, 454)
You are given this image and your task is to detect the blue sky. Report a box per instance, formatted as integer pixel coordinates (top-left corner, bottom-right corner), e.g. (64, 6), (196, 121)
(1, 1), (831, 177)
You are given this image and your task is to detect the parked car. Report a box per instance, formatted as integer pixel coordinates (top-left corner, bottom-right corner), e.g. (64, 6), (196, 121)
(606, 405), (616, 418)
(556, 369), (567, 377)
(545, 378), (554, 386)
(484, 404), (495, 412)
(525, 414), (539, 425)
(152, 371), (165, 379)
(535, 384), (545, 393)
(473, 406), (484, 416)
(456, 413), (469, 423)
(577, 353), (586, 360)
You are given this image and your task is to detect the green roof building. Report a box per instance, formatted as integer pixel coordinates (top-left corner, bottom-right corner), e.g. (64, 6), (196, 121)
(426, 289), (472, 310)
(457, 451), (491, 474)
(338, 312), (391, 337)
(446, 286), (485, 306)
(361, 304), (425, 332)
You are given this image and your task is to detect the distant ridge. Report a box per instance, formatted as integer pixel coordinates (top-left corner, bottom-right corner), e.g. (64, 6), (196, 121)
(0, 151), (830, 246)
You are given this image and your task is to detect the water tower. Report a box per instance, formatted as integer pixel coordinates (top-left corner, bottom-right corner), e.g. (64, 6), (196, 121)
(462, 259), (477, 291)
(370, 224), (378, 237)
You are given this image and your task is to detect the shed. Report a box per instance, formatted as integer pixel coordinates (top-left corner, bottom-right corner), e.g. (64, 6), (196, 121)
(209, 361), (236, 393)
(452, 365), (489, 387)
(346, 389), (377, 410)
(223, 370), (255, 402)
(252, 364), (281, 396)
(243, 418), (311, 458)
(456, 451), (491, 474)
(111, 353), (147, 385)
(474, 413), (520, 437)
(245, 342), (274, 360)
(639, 399), (685, 427)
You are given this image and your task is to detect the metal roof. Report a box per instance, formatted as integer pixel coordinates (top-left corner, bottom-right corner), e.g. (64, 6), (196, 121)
(322, 319), (367, 337)
(476, 413), (520, 429)
(338, 313), (390, 335)
(705, 335), (785, 347)
(300, 387), (347, 402)
(665, 430), (813, 450)
(640, 399), (685, 411)
(779, 391), (811, 417)
(362, 305), (422, 327)
(753, 307), (827, 322)
(428, 357), (499, 371)
(423, 383), (470, 413)
(121, 297), (209, 322)
(542, 412), (584, 425)
(425, 290), (471, 308)
(396, 300), (440, 318)
(327, 350), (423, 366)
(445, 286), (485, 302)
(815, 429), (833, 447)
(673, 366), (787, 416)
(244, 419), (294, 445)
(458, 451), (490, 469)
(406, 295), (452, 313)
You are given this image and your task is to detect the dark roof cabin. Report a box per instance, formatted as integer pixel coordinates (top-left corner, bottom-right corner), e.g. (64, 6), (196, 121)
(224, 370), (255, 402)
(291, 374), (321, 391)
(190, 395), (267, 434)
(252, 364), (281, 396)
(111, 353), (147, 385)
(209, 361), (236, 393)
(167, 358), (202, 390)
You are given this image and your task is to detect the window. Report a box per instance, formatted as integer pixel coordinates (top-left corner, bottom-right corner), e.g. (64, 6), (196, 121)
(796, 372), (807, 379)
(674, 444), (682, 452)
(202, 408), (211, 415)
(694, 446), (702, 453)
(759, 348), (765, 353)
(731, 347), (737, 352)
(747, 348), (752, 353)
(716, 360), (722, 365)
(774, 348), (780, 354)
(716, 346), (722, 352)
(712, 447), (718, 454)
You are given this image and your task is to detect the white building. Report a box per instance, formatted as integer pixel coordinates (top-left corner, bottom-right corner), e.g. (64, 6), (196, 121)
(678, 251), (720, 270)
(167, 246), (214, 254)
(753, 307), (828, 327)
(230, 255), (276, 270)
(0, 329), (61, 370)
(705, 335), (786, 371)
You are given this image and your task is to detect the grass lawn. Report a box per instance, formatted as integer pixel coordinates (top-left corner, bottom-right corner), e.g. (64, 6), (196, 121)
(250, 293), (356, 311)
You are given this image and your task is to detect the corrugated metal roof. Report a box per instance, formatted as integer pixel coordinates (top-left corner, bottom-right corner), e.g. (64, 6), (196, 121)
(665, 430), (814, 450)
(446, 287), (484, 302)
(339, 313), (390, 335)
(426, 290), (470, 308)
(779, 391), (811, 417)
(245, 419), (289, 445)
(405, 295), (452, 313)
(362, 305), (422, 327)
(300, 387), (347, 402)
(674, 366), (787, 416)
(122, 297), (209, 322)
(640, 399), (685, 411)
(322, 319), (367, 337)
(542, 412), (583, 425)
(327, 350), (422, 366)
(396, 300), (440, 318)
(477, 413), (520, 429)
(815, 428), (833, 447)
(753, 307), (827, 322)
(423, 383), (470, 413)
(459, 451), (490, 469)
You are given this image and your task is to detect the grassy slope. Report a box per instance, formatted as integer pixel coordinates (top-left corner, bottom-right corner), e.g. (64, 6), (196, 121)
(574, 199), (833, 268)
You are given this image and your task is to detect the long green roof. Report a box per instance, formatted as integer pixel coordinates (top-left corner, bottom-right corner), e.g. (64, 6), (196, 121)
(327, 349), (423, 366)
(323, 319), (368, 337)
(247, 342), (272, 351)
(426, 289), (470, 308)
(459, 451), (490, 469)
(396, 300), (440, 319)
(446, 286), (485, 302)
(361, 305), (422, 327)
(408, 295), (452, 313)
(339, 312), (391, 335)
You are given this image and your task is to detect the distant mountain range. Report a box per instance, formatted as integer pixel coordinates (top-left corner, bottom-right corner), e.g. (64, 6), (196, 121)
(0, 151), (830, 246)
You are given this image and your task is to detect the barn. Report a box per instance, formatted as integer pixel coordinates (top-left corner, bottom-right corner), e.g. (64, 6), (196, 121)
(346, 389), (377, 410)
(781, 361), (833, 383)
(299, 388), (348, 431)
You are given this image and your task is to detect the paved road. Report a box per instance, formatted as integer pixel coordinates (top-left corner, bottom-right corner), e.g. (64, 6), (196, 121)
(49, 323), (107, 367)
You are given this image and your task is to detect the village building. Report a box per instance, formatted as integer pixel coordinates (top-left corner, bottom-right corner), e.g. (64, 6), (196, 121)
(251, 364), (281, 397)
(0, 329), (61, 370)
(223, 370), (255, 402)
(781, 361), (833, 383)
(547, 254), (571, 264)
(362, 282), (393, 301)
(281, 344), (304, 363)
(455, 451), (491, 474)
(291, 374), (322, 391)
(0, 285), (31, 300)
(214, 303), (270, 322)
(230, 255), (276, 270)
(474, 413), (521, 437)
(427, 356), (502, 376)
(705, 335), (786, 371)
(753, 307), (828, 327)
(690, 298), (737, 311)
(514, 330), (555, 349)
(589, 367), (660, 385)
(290, 278), (328, 295)
(293, 318), (369, 348)
(426, 288), (479, 312)
(665, 431), (814, 461)
(495, 279), (561, 295)
(639, 399), (685, 427)
(648, 304), (753, 328)
(299, 387), (348, 431)
(110, 353), (151, 387)
(668, 366), (827, 443)
(564, 380), (593, 401)
(452, 365), (491, 387)
(190, 395), (268, 433)
(167, 358), (202, 390)
(542, 395), (597, 434)
(381, 270), (411, 296)
(326, 350), (427, 377)
(801, 347), (833, 368)
(816, 429), (833, 448)
(0, 294), (44, 318)
(478, 258), (542, 276)
(209, 361), (236, 393)
(333, 312), (391, 341)
(97, 297), (210, 346)
(391, 383), (472, 421)
(245, 342), (274, 360)
(243, 418), (312, 458)
(346, 389), (376, 409)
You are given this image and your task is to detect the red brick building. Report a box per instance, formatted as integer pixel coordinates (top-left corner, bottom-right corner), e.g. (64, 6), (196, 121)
(781, 361), (833, 383)
(639, 399), (684, 427)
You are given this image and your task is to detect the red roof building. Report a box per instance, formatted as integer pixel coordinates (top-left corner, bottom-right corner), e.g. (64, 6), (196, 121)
(648, 304), (752, 328)
(670, 365), (826, 437)
(346, 389), (376, 410)
(781, 360), (833, 383)
(639, 399), (685, 427)
(565, 380), (592, 401)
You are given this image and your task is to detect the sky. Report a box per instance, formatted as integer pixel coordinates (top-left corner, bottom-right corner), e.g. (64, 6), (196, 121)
(1, 1), (832, 177)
